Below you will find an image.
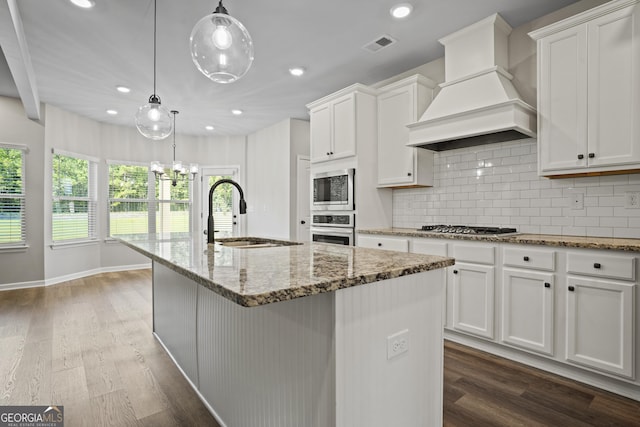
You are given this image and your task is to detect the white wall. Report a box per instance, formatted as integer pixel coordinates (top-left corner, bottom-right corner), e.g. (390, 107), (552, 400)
(246, 118), (310, 240)
(0, 97), (45, 286)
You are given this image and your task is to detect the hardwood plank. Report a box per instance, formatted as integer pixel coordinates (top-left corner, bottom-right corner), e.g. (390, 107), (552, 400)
(0, 335), (25, 404)
(5, 339), (51, 405)
(89, 389), (141, 427)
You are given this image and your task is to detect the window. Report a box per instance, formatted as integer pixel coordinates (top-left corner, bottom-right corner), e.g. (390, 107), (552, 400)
(156, 174), (190, 233)
(108, 162), (191, 236)
(0, 144), (26, 246)
(108, 164), (150, 236)
(52, 151), (97, 243)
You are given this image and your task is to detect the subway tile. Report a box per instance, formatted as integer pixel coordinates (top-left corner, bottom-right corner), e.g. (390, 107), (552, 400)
(561, 226), (586, 236)
(600, 217), (628, 228)
(391, 145), (640, 236)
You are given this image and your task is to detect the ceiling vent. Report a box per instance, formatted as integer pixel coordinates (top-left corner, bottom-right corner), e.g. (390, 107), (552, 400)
(363, 34), (397, 53)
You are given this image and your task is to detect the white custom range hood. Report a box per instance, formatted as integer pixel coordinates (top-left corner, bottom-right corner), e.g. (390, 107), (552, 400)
(407, 14), (536, 151)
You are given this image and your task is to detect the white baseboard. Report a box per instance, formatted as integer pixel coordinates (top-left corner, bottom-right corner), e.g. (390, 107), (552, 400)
(0, 279), (45, 292)
(0, 263), (152, 291)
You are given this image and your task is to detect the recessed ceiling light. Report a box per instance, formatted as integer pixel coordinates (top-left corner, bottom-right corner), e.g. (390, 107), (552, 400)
(390, 3), (413, 19)
(231, 109), (243, 115)
(106, 109), (118, 115)
(116, 85), (130, 93)
(69, 0), (96, 9)
(205, 125), (215, 131)
(289, 67), (305, 77)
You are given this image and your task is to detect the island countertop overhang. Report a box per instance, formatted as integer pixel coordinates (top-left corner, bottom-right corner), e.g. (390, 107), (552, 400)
(116, 233), (454, 307)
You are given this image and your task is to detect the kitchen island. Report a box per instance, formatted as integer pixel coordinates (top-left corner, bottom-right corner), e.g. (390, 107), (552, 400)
(117, 233), (454, 427)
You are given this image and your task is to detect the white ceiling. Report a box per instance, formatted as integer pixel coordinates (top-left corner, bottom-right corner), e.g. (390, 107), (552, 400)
(0, 0), (581, 137)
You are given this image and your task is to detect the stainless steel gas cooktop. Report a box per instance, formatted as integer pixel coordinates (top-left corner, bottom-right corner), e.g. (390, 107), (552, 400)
(418, 225), (517, 235)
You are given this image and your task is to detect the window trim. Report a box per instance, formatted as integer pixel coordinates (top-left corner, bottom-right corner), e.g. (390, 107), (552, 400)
(0, 143), (27, 248)
(50, 149), (98, 246)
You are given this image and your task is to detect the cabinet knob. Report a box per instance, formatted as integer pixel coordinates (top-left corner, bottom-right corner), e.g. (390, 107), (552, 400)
(588, 153), (595, 158)
(523, 256), (530, 261)
(544, 282), (551, 288)
(330, 151), (334, 155)
(300, 220), (306, 225)
(377, 243), (382, 247)
(407, 172), (412, 176)
(453, 270), (458, 274)
(594, 263), (601, 269)
(568, 286), (575, 292)
(577, 154), (584, 160)
(326, 152), (330, 156)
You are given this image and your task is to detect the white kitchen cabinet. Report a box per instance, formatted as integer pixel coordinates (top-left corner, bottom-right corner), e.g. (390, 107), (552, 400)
(357, 234), (409, 252)
(502, 268), (554, 356)
(566, 277), (636, 379)
(530, 0), (640, 176)
(308, 84), (377, 164)
(450, 243), (496, 339)
(450, 262), (495, 339)
(377, 75), (436, 188)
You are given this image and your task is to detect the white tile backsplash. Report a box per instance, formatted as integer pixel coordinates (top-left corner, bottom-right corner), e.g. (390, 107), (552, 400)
(392, 139), (640, 237)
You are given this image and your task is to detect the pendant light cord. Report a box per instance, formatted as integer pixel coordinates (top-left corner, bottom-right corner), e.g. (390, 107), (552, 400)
(172, 111), (177, 160)
(153, 0), (157, 97)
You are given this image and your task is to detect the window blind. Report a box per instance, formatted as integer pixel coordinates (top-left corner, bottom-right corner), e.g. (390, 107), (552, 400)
(0, 146), (26, 245)
(52, 152), (97, 242)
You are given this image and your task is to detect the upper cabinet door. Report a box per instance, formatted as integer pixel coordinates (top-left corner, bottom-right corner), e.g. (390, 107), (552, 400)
(310, 104), (332, 163)
(331, 93), (357, 160)
(538, 25), (588, 173)
(376, 75), (435, 188)
(377, 87), (416, 186)
(587, 4), (640, 167)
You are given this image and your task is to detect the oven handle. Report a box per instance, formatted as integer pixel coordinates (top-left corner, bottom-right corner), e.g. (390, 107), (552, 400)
(310, 226), (355, 237)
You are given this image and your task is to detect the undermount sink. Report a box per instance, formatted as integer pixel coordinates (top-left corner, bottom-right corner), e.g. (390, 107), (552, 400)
(215, 237), (303, 249)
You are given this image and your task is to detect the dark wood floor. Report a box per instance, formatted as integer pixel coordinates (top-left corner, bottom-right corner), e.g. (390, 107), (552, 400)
(444, 341), (640, 426)
(1, 270), (639, 426)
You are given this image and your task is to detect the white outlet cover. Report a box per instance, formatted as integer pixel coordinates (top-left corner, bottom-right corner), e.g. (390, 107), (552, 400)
(387, 329), (409, 360)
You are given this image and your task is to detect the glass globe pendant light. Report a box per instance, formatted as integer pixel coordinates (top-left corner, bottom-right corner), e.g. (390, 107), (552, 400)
(135, 0), (172, 140)
(190, 0), (254, 84)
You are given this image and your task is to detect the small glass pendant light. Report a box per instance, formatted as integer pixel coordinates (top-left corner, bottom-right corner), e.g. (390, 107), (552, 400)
(135, 0), (172, 140)
(190, 0), (254, 84)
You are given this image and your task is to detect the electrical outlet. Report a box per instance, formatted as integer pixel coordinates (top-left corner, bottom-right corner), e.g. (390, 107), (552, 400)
(387, 329), (409, 360)
(571, 193), (584, 210)
(626, 192), (640, 209)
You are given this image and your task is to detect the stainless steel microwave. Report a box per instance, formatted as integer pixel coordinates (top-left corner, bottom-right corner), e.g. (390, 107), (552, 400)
(312, 169), (354, 210)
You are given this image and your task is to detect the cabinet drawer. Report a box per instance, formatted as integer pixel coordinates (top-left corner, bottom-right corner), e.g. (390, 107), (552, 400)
(452, 244), (495, 265)
(411, 239), (447, 256)
(567, 252), (636, 281)
(357, 235), (409, 252)
(503, 247), (555, 271)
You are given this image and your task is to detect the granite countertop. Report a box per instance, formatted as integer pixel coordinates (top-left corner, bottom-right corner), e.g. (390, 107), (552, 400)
(358, 228), (640, 252)
(117, 233), (454, 307)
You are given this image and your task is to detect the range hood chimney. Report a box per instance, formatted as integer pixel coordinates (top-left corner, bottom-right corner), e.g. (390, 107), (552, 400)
(407, 14), (536, 151)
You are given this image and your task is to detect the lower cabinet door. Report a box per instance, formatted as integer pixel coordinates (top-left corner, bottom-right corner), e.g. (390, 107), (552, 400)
(566, 277), (636, 379)
(451, 263), (495, 339)
(501, 269), (554, 355)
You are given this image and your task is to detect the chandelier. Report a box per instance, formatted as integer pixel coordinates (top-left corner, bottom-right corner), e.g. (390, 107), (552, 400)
(150, 111), (198, 186)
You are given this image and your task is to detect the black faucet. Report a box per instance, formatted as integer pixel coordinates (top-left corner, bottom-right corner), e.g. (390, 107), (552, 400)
(207, 179), (247, 244)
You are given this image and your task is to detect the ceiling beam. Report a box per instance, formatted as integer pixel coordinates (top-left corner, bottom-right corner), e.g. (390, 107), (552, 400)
(0, 0), (40, 120)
